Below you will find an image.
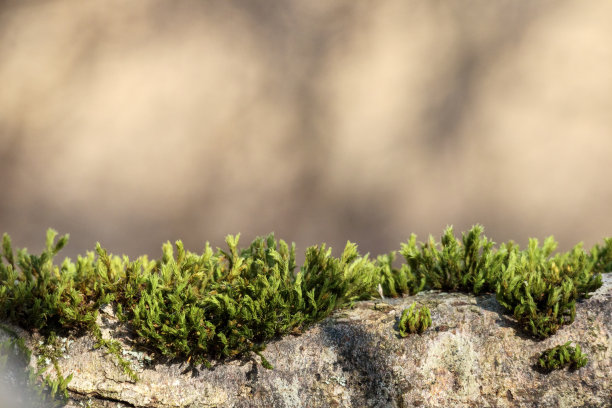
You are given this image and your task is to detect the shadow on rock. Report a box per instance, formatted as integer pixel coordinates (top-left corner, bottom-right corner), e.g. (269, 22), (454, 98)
(474, 294), (539, 342)
(320, 321), (402, 408)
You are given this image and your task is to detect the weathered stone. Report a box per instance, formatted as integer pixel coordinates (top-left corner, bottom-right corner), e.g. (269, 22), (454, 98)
(3, 275), (611, 407)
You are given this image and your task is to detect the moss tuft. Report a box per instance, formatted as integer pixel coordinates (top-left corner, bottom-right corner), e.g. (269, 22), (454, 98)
(397, 302), (431, 336)
(537, 341), (588, 372)
(400, 225), (504, 295)
(495, 238), (602, 339)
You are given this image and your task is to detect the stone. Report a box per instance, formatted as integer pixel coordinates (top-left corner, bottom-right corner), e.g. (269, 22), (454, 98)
(2, 274), (611, 407)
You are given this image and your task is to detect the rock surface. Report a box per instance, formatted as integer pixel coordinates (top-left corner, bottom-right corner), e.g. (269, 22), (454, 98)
(3, 274), (611, 408)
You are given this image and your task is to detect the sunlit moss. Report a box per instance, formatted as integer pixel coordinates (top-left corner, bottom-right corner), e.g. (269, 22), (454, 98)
(0, 225), (610, 404)
(397, 302), (431, 336)
(537, 341), (588, 372)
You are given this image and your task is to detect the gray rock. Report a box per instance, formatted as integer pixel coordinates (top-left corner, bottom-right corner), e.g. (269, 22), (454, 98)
(3, 275), (611, 408)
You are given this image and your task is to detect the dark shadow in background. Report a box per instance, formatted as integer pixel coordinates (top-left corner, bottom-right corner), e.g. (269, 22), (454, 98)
(0, 0), (606, 265)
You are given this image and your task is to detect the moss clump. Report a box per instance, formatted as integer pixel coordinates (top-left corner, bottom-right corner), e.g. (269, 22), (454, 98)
(376, 251), (426, 298)
(495, 238), (602, 339)
(0, 230), (136, 384)
(0, 230), (113, 333)
(397, 302), (431, 336)
(400, 225), (505, 295)
(116, 234), (378, 368)
(0, 225), (610, 397)
(397, 226), (608, 340)
(589, 237), (612, 275)
(537, 341), (588, 372)
(1, 231), (380, 372)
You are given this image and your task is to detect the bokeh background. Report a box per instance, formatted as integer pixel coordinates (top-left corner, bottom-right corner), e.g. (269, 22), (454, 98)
(1, 0), (611, 262)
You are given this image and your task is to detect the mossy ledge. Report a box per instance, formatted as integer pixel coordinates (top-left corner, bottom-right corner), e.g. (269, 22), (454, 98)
(1, 226), (611, 406)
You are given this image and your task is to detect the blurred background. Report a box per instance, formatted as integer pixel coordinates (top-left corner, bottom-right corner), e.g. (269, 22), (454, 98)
(1, 0), (611, 262)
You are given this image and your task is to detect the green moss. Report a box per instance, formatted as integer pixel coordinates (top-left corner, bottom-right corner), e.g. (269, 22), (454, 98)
(495, 238), (602, 339)
(400, 225), (505, 295)
(34, 331), (74, 403)
(397, 302), (431, 336)
(110, 235), (379, 368)
(589, 237), (612, 275)
(396, 226), (607, 340)
(0, 225), (610, 397)
(376, 251), (425, 298)
(0, 230), (109, 333)
(0, 324), (70, 407)
(1, 231), (381, 373)
(537, 341), (588, 372)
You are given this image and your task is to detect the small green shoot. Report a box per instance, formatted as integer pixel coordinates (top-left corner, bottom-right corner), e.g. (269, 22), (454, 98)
(376, 251), (425, 298)
(589, 237), (612, 275)
(398, 302), (431, 336)
(537, 341), (588, 372)
(0, 325), (70, 408)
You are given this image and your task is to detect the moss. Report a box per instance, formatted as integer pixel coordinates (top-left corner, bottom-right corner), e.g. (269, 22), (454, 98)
(376, 251), (425, 298)
(0, 225), (610, 398)
(397, 302), (431, 336)
(495, 238), (602, 339)
(537, 341), (588, 372)
(401, 225), (506, 295)
(1, 231), (381, 373)
(0, 324), (71, 407)
(588, 237), (612, 275)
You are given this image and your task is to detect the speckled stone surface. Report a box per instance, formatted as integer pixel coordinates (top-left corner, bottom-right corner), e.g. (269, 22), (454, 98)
(3, 274), (611, 408)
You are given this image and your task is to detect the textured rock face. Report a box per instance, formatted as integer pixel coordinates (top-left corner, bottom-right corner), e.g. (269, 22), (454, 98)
(4, 274), (611, 408)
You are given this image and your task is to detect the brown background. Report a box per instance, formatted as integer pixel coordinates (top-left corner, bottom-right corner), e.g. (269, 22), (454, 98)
(1, 0), (611, 262)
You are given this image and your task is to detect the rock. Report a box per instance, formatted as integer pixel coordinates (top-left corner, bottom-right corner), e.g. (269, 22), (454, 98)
(3, 274), (611, 408)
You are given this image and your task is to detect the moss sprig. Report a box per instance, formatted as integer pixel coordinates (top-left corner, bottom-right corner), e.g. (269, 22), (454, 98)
(589, 237), (612, 275)
(397, 302), (431, 336)
(0, 230), (114, 333)
(537, 341), (588, 372)
(376, 251), (425, 298)
(400, 225), (504, 295)
(0, 225), (610, 396)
